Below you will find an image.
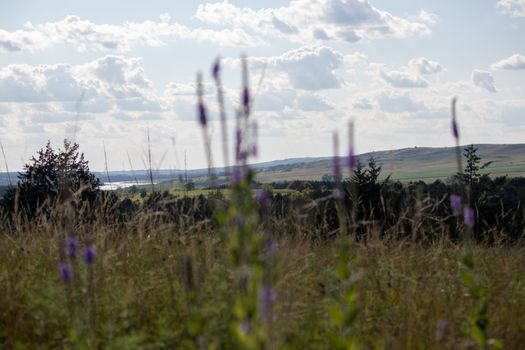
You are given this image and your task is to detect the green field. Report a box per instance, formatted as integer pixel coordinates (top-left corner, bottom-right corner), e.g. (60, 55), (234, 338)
(252, 144), (525, 183)
(2, 229), (524, 349)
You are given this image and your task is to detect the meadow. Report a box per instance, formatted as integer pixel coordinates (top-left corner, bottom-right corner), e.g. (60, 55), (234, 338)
(2, 225), (525, 349)
(0, 59), (524, 350)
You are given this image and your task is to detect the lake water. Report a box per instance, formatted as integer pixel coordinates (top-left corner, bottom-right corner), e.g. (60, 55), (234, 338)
(100, 181), (152, 191)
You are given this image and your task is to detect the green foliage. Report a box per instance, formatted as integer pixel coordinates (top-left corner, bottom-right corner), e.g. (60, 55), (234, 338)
(328, 238), (361, 350)
(460, 254), (502, 349)
(2, 139), (100, 220)
(184, 180), (196, 191)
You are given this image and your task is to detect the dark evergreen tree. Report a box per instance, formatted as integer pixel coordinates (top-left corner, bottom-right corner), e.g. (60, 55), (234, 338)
(347, 156), (383, 231)
(2, 140), (100, 220)
(463, 144), (492, 187)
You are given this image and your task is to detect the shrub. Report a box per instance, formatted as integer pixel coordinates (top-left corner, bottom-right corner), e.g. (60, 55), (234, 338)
(2, 139), (100, 221)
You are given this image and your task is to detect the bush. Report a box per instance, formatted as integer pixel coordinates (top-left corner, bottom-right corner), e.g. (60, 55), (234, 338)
(2, 139), (100, 221)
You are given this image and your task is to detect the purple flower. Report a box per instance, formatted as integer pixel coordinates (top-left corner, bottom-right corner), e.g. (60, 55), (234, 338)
(256, 189), (270, 206)
(264, 237), (278, 257)
(332, 158), (342, 179)
(332, 188), (344, 199)
(435, 319), (448, 341)
(84, 245), (96, 265)
(230, 167), (246, 185)
(242, 87), (250, 115)
(198, 101), (207, 127)
(59, 262), (72, 284)
(212, 58), (220, 81)
(239, 320), (252, 335)
(451, 118), (459, 140)
(348, 147), (357, 169)
(451, 97), (459, 140)
(259, 284), (277, 322)
(66, 236), (78, 259)
(464, 207), (475, 230)
(235, 128), (243, 163)
(450, 194), (462, 216)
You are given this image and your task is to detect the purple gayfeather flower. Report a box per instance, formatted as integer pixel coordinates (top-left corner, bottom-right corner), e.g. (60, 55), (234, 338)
(450, 194), (462, 216)
(242, 87), (250, 115)
(259, 284), (277, 322)
(212, 58), (220, 81)
(332, 188), (344, 199)
(59, 262), (72, 284)
(256, 189), (270, 206)
(435, 319), (448, 341)
(332, 158), (342, 180)
(198, 101), (207, 127)
(464, 207), (475, 230)
(264, 237), (278, 257)
(451, 97), (459, 140)
(451, 118), (459, 140)
(235, 128), (243, 162)
(84, 245), (96, 265)
(230, 167), (246, 185)
(239, 320), (252, 335)
(348, 146), (357, 169)
(66, 236), (78, 259)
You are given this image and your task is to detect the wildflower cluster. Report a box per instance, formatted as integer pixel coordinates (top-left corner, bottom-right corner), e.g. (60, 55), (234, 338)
(199, 56), (274, 349)
(450, 98), (500, 348)
(58, 235), (97, 343)
(329, 122), (361, 349)
(449, 98), (475, 234)
(59, 237), (96, 285)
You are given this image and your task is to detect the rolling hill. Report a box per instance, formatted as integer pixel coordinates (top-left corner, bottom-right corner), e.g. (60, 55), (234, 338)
(253, 144), (525, 183)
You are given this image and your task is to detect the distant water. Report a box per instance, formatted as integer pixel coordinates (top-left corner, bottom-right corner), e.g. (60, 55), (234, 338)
(100, 181), (152, 191)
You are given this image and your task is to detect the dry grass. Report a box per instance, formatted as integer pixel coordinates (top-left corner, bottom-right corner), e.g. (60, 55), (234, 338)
(1, 223), (524, 349)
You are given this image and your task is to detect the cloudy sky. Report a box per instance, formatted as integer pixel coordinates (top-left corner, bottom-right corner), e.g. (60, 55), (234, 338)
(0, 0), (524, 171)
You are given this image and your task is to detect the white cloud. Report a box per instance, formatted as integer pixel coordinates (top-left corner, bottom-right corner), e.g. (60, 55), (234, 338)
(471, 70), (497, 93)
(245, 46), (347, 90)
(376, 57), (442, 89)
(253, 90), (295, 111)
(195, 0), (432, 44)
(497, 0), (525, 17)
(353, 98), (373, 110)
(0, 64), (85, 102)
(0, 103), (11, 114)
(416, 10), (438, 25)
(296, 93), (333, 111)
(0, 55), (169, 124)
(492, 54), (525, 70)
(380, 70), (428, 88)
(377, 91), (426, 113)
(408, 57), (443, 75)
(0, 15), (261, 53)
(500, 104), (525, 125)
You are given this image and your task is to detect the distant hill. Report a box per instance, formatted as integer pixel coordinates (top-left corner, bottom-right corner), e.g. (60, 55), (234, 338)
(0, 144), (523, 189)
(253, 144), (525, 183)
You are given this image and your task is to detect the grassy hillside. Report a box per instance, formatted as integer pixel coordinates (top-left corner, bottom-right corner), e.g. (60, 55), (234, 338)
(254, 144), (525, 183)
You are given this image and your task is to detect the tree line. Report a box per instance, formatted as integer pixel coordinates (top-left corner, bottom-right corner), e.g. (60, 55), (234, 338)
(1, 141), (523, 242)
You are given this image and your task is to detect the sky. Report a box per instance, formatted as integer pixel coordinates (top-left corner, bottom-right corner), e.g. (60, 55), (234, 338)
(0, 0), (524, 171)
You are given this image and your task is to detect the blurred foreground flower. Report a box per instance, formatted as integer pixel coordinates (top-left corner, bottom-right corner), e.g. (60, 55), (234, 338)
(464, 207), (475, 230)
(259, 284), (277, 322)
(59, 262), (72, 284)
(84, 245), (96, 265)
(66, 236), (78, 259)
(450, 194), (462, 216)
